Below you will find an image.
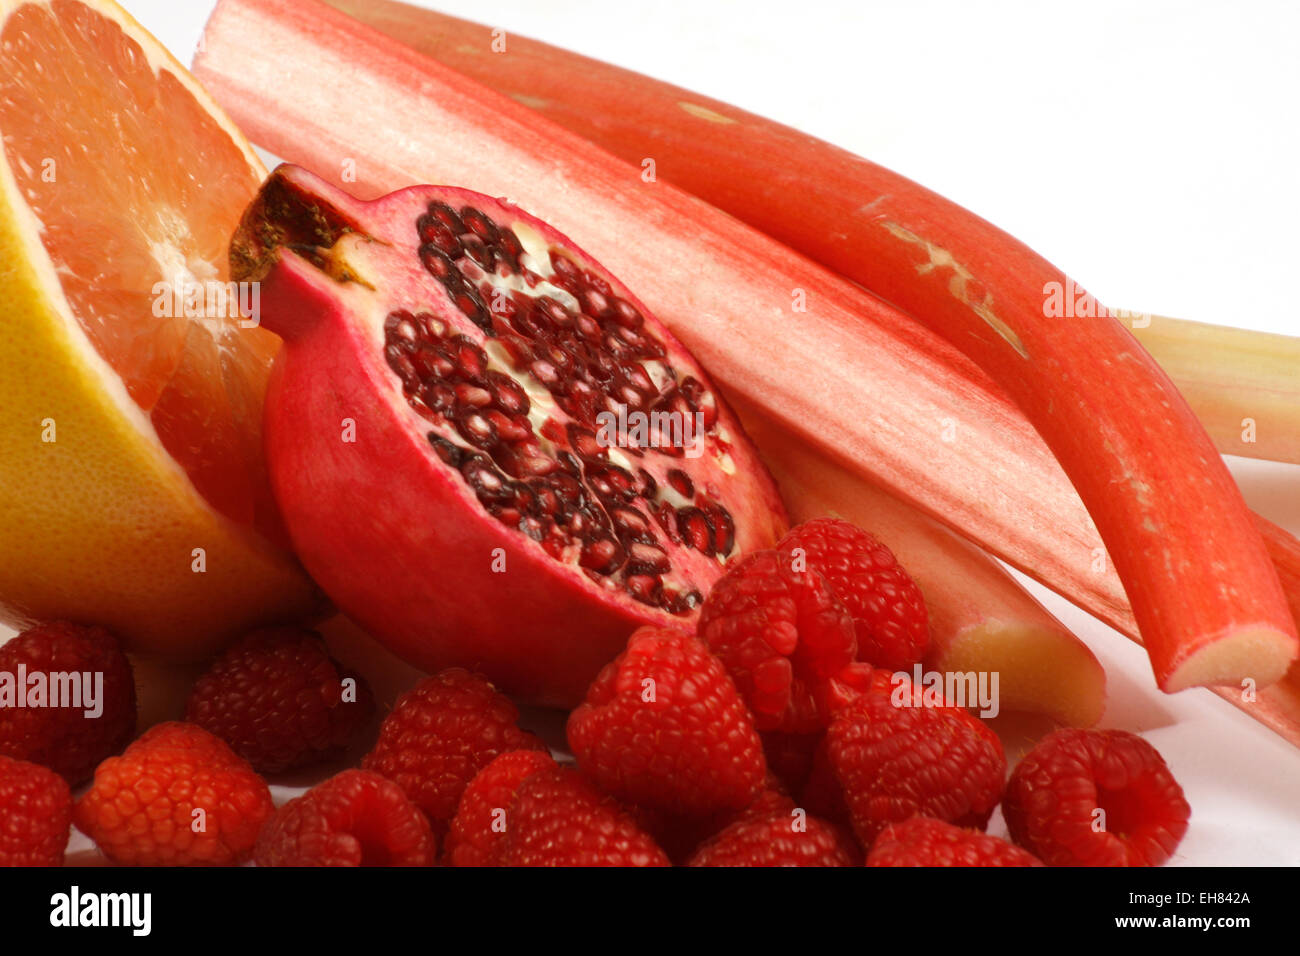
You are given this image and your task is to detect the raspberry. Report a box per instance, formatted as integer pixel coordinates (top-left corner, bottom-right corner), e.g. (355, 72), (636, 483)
(255, 769), (436, 867)
(73, 721), (273, 866)
(823, 670), (1006, 845)
(185, 626), (375, 773)
(688, 807), (858, 867)
(0, 755), (72, 866)
(699, 548), (857, 733)
(778, 518), (929, 669)
(0, 621), (136, 784)
(866, 817), (1043, 867)
(362, 668), (546, 828)
(500, 767), (669, 867)
(1003, 728), (1190, 866)
(445, 750), (557, 866)
(567, 627), (765, 817)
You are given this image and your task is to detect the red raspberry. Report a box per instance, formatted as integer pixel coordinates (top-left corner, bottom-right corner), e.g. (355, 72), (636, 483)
(445, 750), (557, 866)
(73, 721), (273, 866)
(0, 621), (136, 784)
(567, 627), (765, 817)
(255, 769), (436, 867)
(778, 518), (929, 670)
(362, 668), (546, 828)
(823, 670), (1006, 845)
(688, 807), (858, 867)
(1003, 728), (1190, 866)
(0, 755), (72, 866)
(867, 817), (1043, 867)
(500, 767), (669, 867)
(185, 627), (375, 773)
(699, 549), (857, 733)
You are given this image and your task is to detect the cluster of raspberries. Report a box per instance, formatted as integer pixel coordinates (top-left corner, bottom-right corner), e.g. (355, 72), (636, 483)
(0, 518), (1190, 867)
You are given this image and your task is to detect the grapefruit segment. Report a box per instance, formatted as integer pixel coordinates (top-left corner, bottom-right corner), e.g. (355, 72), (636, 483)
(0, 0), (317, 655)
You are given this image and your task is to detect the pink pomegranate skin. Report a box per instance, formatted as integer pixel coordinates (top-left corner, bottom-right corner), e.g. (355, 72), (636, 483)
(237, 166), (786, 706)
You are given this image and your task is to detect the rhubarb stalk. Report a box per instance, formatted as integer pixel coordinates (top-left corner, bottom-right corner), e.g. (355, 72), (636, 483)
(195, 0), (1296, 697)
(1122, 314), (1300, 465)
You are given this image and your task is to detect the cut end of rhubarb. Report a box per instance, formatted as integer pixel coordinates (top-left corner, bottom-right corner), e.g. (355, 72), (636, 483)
(928, 620), (1106, 728)
(1162, 625), (1298, 693)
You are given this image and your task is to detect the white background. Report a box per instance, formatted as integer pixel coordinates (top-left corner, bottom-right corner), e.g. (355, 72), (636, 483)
(75, 0), (1300, 864)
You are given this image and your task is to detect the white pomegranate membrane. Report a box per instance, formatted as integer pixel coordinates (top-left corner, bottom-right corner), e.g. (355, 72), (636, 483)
(382, 198), (737, 615)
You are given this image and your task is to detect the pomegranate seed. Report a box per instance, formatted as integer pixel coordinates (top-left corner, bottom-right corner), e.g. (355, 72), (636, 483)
(453, 288), (490, 331)
(451, 337), (488, 380)
(550, 251), (580, 284)
(499, 227), (523, 258)
(584, 270), (613, 298)
(529, 360), (560, 389)
(703, 503), (736, 556)
(494, 335), (532, 367)
(487, 411), (531, 443)
(461, 233), (494, 269)
(493, 506), (522, 526)
(418, 216), (463, 257)
(610, 297), (644, 330)
(462, 457), (510, 505)
(454, 383), (493, 408)
(624, 574), (662, 605)
(575, 314), (602, 342)
(427, 434), (462, 466)
(580, 537), (625, 574)
(427, 201), (466, 235)
(414, 311), (445, 339)
(423, 383), (454, 412)
(667, 469), (694, 500)
(385, 309), (418, 341)
(603, 464), (637, 500)
(654, 502), (682, 544)
(411, 347), (451, 380)
(456, 411), (498, 448)
(676, 507), (715, 556)
(637, 469), (658, 499)
(580, 288), (612, 319)
(483, 370), (529, 416)
(626, 541), (670, 575)
(461, 205), (500, 242)
(536, 296), (573, 327)
(384, 343), (416, 382)
(619, 363), (655, 396)
(566, 423), (605, 459)
(419, 244), (456, 282)
(610, 506), (653, 543)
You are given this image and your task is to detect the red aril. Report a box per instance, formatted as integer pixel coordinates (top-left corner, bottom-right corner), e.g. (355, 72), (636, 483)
(233, 166), (785, 705)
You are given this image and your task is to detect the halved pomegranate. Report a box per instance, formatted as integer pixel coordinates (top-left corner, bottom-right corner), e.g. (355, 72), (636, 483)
(232, 166), (786, 705)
